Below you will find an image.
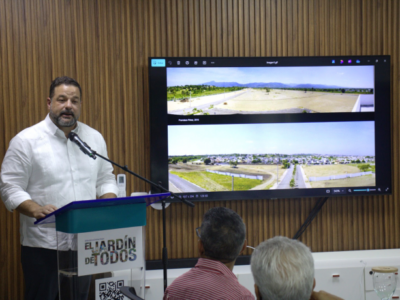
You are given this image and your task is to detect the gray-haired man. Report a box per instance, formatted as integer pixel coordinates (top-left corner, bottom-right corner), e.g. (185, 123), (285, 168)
(251, 236), (343, 300)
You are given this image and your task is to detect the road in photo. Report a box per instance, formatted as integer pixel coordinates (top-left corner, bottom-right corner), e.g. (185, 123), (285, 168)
(167, 66), (375, 115)
(277, 165), (294, 189)
(168, 121), (375, 192)
(295, 165), (307, 188)
(275, 164), (307, 190)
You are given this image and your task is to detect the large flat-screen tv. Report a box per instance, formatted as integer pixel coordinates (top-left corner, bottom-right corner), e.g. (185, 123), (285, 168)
(149, 56), (391, 202)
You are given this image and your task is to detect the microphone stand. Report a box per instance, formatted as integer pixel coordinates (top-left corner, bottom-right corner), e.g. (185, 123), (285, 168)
(92, 151), (194, 292)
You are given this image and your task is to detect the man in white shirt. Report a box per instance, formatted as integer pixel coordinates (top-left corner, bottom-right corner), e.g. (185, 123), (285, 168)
(0, 76), (119, 300)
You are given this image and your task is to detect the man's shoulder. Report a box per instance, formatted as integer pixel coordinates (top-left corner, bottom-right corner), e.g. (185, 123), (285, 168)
(165, 266), (254, 299)
(13, 120), (46, 142)
(78, 122), (104, 139)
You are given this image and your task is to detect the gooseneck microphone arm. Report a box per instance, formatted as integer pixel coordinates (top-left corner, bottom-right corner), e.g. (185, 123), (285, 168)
(67, 132), (194, 207)
(93, 151), (194, 207)
(68, 132), (97, 159)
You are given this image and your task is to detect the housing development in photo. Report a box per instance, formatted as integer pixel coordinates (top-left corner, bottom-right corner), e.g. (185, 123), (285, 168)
(168, 122), (375, 192)
(166, 66), (375, 115)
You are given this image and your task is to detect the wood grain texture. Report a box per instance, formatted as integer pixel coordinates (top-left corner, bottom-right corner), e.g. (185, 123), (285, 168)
(0, 0), (399, 298)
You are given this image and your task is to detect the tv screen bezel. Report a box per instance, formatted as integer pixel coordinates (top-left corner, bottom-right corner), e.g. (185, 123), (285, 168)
(149, 55), (392, 202)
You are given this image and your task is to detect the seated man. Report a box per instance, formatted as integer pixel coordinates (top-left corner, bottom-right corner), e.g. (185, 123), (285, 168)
(251, 236), (343, 300)
(163, 207), (254, 300)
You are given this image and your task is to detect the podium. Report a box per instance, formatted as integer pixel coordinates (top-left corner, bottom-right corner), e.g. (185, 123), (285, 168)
(35, 193), (170, 300)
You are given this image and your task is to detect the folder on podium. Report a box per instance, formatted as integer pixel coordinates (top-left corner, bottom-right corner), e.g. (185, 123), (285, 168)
(35, 192), (170, 300)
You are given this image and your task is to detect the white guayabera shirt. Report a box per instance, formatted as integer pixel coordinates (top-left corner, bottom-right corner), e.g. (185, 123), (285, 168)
(0, 114), (119, 249)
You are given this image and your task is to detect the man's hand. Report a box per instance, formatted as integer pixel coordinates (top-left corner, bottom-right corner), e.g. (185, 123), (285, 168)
(30, 204), (58, 219)
(100, 193), (117, 199)
(15, 200), (57, 219)
(310, 291), (344, 300)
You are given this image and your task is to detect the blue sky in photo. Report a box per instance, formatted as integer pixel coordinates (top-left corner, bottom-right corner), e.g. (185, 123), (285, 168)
(167, 66), (374, 88)
(168, 121), (375, 156)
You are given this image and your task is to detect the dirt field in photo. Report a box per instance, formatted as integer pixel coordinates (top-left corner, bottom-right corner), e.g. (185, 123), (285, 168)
(309, 174), (375, 188)
(302, 164), (362, 178)
(303, 164), (376, 188)
(167, 88), (361, 114)
(215, 89), (358, 112)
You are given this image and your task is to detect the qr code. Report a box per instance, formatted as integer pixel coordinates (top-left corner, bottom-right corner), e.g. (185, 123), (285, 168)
(98, 280), (126, 300)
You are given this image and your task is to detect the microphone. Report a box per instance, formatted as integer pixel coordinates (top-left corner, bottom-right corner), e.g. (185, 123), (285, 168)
(68, 132), (97, 160)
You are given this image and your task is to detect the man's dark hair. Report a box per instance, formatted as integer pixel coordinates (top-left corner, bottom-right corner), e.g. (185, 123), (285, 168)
(49, 76), (82, 99)
(200, 207), (246, 262)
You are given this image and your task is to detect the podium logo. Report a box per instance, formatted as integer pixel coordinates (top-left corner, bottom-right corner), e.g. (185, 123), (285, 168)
(84, 235), (137, 266)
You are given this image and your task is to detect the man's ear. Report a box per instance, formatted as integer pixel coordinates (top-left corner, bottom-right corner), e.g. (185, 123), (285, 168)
(47, 97), (51, 110)
(309, 278), (316, 299)
(254, 284), (262, 300)
(240, 239), (248, 254)
(198, 240), (205, 256)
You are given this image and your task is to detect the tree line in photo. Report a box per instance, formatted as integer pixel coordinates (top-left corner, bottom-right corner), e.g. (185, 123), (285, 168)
(167, 84), (373, 101)
(256, 87), (373, 94)
(169, 154), (375, 173)
(167, 85), (244, 101)
(169, 154), (285, 164)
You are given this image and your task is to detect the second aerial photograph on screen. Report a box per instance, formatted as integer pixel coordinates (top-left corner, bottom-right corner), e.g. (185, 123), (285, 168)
(168, 121), (375, 193)
(167, 66), (374, 115)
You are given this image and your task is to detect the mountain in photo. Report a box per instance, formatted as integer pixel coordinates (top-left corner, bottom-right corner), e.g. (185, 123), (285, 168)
(201, 80), (348, 89)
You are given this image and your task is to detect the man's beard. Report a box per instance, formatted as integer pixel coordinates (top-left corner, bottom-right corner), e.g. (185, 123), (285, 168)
(50, 109), (78, 127)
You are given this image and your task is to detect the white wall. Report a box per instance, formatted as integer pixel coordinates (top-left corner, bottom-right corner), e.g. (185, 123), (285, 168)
(138, 249), (400, 300)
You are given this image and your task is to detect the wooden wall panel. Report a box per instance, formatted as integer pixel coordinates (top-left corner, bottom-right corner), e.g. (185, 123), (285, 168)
(0, 0), (399, 298)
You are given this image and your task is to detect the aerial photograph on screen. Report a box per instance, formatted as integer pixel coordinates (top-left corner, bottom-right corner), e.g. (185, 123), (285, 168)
(167, 121), (375, 192)
(166, 66), (375, 115)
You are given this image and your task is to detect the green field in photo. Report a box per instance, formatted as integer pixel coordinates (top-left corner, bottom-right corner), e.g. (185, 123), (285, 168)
(170, 170), (262, 191)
